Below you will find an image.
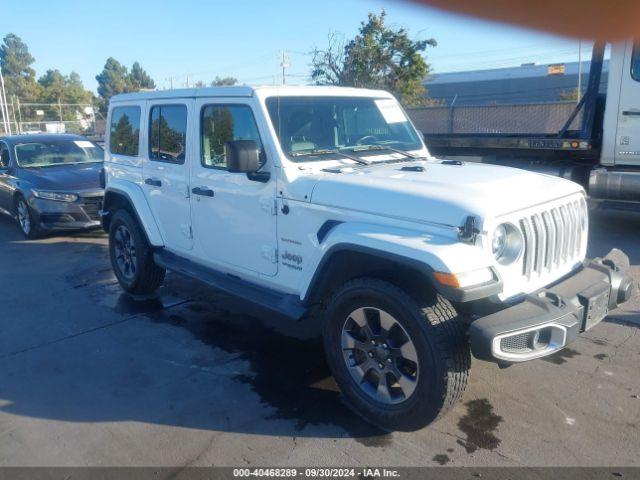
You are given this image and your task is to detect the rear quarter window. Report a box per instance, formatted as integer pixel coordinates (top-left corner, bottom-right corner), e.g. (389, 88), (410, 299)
(110, 106), (141, 156)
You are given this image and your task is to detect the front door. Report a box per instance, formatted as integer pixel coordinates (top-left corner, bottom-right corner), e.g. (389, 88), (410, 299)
(142, 100), (194, 251)
(615, 41), (640, 166)
(191, 99), (277, 276)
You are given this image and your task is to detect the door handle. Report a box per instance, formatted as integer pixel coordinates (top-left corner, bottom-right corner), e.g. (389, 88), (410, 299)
(145, 178), (162, 187)
(622, 110), (640, 116)
(192, 186), (214, 197)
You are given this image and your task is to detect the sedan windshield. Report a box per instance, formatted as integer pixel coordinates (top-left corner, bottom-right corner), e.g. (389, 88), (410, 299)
(14, 139), (103, 168)
(265, 96), (423, 161)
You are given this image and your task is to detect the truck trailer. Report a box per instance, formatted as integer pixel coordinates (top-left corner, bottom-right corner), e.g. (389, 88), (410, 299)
(412, 40), (640, 211)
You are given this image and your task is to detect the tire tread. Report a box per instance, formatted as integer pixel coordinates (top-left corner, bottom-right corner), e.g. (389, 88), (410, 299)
(323, 277), (470, 430)
(109, 210), (165, 294)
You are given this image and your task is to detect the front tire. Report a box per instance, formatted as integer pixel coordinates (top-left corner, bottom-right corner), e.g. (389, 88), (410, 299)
(15, 195), (41, 239)
(323, 278), (470, 431)
(109, 209), (165, 295)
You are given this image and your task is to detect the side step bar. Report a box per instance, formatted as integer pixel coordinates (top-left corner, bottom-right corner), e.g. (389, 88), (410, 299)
(153, 250), (308, 320)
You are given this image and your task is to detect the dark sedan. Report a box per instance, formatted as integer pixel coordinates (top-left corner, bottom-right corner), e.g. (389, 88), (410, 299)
(0, 134), (104, 238)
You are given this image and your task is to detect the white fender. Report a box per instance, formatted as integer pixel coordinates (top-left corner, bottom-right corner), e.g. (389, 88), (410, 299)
(299, 221), (493, 301)
(104, 179), (165, 247)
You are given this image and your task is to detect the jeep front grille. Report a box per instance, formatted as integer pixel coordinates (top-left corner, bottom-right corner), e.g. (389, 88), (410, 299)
(519, 197), (587, 279)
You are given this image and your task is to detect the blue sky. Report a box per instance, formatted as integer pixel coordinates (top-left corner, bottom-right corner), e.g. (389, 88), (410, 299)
(3, 0), (587, 92)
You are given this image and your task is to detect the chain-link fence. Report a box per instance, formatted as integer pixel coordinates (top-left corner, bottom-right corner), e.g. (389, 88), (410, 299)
(406, 101), (583, 135)
(0, 99), (104, 137)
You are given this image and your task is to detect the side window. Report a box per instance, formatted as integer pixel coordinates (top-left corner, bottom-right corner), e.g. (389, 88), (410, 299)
(149, 105), (188, 163)
(632, 42), (640, 82)
(109, 106), (141, 156)
(201, 104), (263, 169)
(0, 142), (9, 168)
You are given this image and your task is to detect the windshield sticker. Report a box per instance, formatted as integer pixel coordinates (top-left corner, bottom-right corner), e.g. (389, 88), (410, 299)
(74, 140), (95, 148)
(374, 99), (406, 124)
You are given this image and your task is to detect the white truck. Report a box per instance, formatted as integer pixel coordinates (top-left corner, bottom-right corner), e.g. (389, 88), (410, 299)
(100, 86), (633, 431)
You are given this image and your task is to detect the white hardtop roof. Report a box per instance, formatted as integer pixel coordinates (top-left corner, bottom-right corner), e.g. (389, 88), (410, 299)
(110, 85), (395, 103)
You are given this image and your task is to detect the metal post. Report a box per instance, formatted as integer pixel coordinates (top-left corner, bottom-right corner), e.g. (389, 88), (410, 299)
(0, 83), (5, 134)
(447, 94), (458, 134)
(577, 40), (582, 103)
(16, 97), (22, 134)
(0, 69), (11, 135)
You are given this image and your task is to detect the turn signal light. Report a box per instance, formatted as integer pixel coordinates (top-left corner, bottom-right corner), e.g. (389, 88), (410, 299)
(433, 272), (460, 288)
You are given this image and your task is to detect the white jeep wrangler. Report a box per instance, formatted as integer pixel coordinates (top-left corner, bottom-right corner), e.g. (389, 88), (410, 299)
(101, 86), (633, 431)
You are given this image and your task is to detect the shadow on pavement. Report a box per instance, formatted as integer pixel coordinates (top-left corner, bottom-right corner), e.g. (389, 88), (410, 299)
(0, 216), (388, 442)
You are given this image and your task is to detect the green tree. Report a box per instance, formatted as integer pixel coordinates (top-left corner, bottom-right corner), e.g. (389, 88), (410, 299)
(95, 57), (129, 112)
(64, 72), (93, 104)
(128, 61), (155, 90)
(96, 58), (156, 112)
(37, 69), (66, 102)
(311, 11), (436, 106)
(37, 69), (93, 119)
(0, 33), (39, 101)
(211, 76), (237, 86)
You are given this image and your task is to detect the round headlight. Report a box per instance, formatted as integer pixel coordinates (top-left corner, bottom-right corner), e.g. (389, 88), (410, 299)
(491, 224), (507, 258)
(491, 223), (523, 265)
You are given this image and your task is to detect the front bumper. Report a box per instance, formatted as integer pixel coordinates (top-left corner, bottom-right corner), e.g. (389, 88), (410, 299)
(29, 193), (103, 231)
(469, 250), (634, 363)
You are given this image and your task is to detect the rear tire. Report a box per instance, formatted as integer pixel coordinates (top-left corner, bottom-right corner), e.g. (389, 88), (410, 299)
(14, 195), (41, 239)
(322, 277), (470, 431)
(109, 209), (165, 294)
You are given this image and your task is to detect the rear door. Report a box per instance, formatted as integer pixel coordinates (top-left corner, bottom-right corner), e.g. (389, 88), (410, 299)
(142, 100), (194, 252)
(614, 41), (640, 166)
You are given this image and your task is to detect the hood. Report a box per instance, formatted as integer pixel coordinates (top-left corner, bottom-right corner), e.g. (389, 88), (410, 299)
(18, 162), (103, 192)
(309, 160), (584, 227)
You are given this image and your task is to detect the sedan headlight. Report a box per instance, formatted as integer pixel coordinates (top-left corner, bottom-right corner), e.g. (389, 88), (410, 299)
(33, 190), (78, 202)
(491, 223), (523, 265)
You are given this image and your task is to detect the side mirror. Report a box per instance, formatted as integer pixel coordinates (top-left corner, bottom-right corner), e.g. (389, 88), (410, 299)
(225, 140), (261, 173)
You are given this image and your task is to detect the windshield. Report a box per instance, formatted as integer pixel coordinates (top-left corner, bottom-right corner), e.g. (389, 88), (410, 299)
(14, 139), (103, 168)
(266, 96), (423, 161)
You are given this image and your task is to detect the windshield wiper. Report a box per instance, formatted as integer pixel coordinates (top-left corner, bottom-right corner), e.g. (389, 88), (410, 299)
(346, 145), (426, 162)
(291, 149), (370, 165)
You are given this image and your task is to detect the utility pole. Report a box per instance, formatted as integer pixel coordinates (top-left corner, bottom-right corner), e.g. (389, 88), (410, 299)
(280, 51), (290, 85)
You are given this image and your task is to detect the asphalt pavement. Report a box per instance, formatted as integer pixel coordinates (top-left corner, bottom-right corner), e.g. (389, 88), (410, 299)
(0, 207), (638, 467)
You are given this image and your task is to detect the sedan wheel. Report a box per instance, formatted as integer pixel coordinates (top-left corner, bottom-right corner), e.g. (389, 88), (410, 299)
(16, 199), (32, 236)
